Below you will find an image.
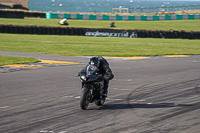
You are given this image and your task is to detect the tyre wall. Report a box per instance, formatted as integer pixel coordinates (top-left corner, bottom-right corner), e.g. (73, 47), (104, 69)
(0, 25), (199, 39)
(46, 13), (200, 21)
(0, 25), (85, 36)
(0, 10), (24, 18)
(0, 10), (46, 18)
(24, 12), (46, 18)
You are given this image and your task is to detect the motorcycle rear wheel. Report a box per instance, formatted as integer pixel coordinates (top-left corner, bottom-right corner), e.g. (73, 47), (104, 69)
(80, 87), (90, 110)
(95, 97), (105, 106)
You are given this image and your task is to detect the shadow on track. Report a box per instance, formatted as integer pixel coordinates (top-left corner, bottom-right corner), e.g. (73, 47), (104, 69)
(97, 103), (193, 110)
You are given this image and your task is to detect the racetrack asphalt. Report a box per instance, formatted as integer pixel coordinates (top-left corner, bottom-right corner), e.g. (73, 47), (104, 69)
(0, 51), (200, 133)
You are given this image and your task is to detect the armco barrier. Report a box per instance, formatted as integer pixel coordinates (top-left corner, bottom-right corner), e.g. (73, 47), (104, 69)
(0, 25), (199, 39)
(46, 13), (200, 21)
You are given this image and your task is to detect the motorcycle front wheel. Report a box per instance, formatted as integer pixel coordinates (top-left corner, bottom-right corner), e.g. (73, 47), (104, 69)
(80, 87), (90, 110)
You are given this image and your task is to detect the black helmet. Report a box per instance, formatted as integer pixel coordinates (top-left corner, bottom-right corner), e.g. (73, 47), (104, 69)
(89, 57), (100, 67)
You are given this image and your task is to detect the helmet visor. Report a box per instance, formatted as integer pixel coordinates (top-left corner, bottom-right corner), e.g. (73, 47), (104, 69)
(90, 61), (99, 67)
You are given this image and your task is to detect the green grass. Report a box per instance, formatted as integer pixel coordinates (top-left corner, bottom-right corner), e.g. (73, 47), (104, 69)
(0, 55), (40, 66)
(0, 18), (200, 31)
(0, 17), (199, 65)
(0, 33), (200, 57)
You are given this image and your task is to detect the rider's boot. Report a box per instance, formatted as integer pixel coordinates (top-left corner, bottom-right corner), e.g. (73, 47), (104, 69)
(103, 86), (108, 97)
(102, 80), (109, 97)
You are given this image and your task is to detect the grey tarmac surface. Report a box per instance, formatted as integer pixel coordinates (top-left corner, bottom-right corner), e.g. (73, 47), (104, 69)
(0, 51), (200, 133)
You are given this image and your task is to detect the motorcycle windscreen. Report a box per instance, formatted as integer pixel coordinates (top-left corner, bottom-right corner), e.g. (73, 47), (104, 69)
(86, 65), (100, 82)
(86, 65), (98, 76)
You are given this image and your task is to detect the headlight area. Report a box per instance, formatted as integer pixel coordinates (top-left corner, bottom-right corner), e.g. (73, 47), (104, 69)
(81, 76), (86, 81)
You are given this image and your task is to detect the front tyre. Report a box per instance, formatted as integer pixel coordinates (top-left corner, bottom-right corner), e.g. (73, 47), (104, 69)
(80, 87), (90, 110)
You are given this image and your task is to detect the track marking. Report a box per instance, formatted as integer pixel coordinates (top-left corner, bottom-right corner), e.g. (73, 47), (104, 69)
(109, 88), (132, 91)
(113, 79), (133, 82)
(0, 106), (9, 109)
(40, 131), (48, 133)
(39, 60), (80, 65)
(2, 64), (48, 69)
(0, 70), (9, 73)
(104, 56), (150, 60)
(106, 98), (123, 101)
(162, 55), (189, 57)
(40, 131), (66, 133)
(102, 55), (191, 60)
(118, 89), (132, 90)
(62, 95), (136, 101)
(40, 131), (54, 133)
(75, 96), (81, 98)
(0, 60), (80, 73)
(63, 95), (179, 106)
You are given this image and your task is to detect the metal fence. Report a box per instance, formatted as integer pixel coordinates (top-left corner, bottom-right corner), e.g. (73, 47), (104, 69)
(112, 5), (200, 14)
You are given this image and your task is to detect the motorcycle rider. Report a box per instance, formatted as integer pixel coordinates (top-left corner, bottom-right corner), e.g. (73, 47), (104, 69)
(58, 18), (69, 25)
(79, 56), (114, 97)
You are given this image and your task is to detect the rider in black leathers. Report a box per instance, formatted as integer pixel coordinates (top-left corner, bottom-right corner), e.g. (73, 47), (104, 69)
(78, 56), (114, 97)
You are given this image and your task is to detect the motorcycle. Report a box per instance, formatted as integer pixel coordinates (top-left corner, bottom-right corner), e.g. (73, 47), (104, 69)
(79, 65), (106, 110)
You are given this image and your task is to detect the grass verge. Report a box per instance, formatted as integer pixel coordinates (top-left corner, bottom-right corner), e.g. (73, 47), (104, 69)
(0, 33), (200, 57)
(0, 55), (40, 66)
(0, 18), (200, 31)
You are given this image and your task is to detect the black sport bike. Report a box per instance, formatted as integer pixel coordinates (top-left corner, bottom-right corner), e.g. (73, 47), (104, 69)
(79, 65), (106, 110)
